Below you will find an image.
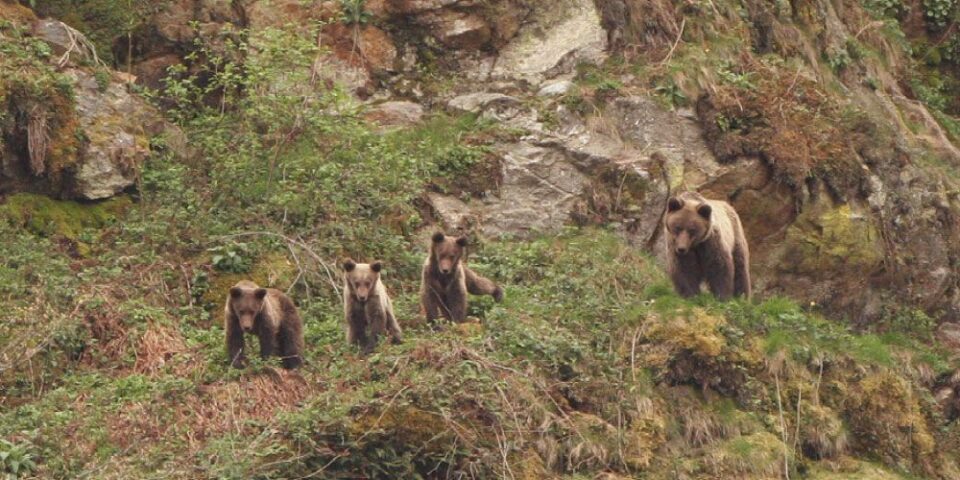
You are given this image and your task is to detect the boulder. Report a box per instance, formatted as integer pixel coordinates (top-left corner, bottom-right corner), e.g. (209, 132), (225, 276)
(364, 101), (425, 128)
(537, 79), (575, 97)
(447, 92), (520, 114)
(421, 10), (490, 50)
(68, 70), (158, 200)
(492, 0), (607, 83)
(245, 0), (332, 30)
(131, 54), (182, 90)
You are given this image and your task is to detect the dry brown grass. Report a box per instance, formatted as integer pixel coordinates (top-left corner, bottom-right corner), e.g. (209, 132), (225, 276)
(696, 55), (870, 194)
(108, 369), (316, 456)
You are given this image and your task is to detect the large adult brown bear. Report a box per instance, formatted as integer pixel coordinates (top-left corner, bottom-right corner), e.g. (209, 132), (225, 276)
(224, 280), (304, 369)
(664, 192), (751, 299)
(420, 232), (503, 324)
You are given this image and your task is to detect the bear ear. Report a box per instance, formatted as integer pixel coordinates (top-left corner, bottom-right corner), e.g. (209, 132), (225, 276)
(371, 261), (383, 273)
(456, 236), (468, 247)
(254, 288), (268, 300)
(697, 203), (712, 219)
(343, 259), (357, 272)
(229, 287), (244, 299)
(432, 232), (446, 243)
(667, 197), (683, 212)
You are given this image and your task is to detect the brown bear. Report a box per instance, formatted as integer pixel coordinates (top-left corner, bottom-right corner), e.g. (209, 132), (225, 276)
(420, 232), (503, 324)
(664, 192), (751, 300)
(342, 259), (403, 354)
(224, 280), (304, 369)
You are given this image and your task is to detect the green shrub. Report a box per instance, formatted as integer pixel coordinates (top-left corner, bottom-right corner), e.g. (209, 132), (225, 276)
(923, 0), (957, 27)
(0, 439), (37, 480)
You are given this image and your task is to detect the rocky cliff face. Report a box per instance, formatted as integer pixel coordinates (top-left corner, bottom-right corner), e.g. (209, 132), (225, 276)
(0, 7), (182, 200)
(10, 0), (960, 335)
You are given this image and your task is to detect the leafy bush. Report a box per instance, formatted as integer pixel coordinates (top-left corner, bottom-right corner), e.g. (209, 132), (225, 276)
(209, 243), (253, 274)
(339, 0), (372, 25)
(0, 439), (37, 480)
(923, 0), (957, 27)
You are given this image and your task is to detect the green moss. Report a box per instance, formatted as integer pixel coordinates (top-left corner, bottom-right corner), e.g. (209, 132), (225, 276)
(0, 15), (82, 180)
(0, 192), (130, 240)
(807, 459), (915, 479)
(199, 252), (298, 308)
(704, 431), (789, 478)
(781, 204), (883, 275)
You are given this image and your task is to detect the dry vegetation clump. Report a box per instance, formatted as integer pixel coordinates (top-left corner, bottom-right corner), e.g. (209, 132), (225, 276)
(639, 308), (761, 399)
(111, 371), (312, 439)
(696, 55), (873, 195)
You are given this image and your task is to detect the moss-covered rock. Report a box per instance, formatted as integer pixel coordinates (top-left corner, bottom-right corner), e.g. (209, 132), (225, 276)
(844, 370), (937, 473)
(807, 458), (917, 479)
(781, 204), (883, 276)
(199, 252), (298, 309)
(704, 431), (789, 479)
(0, 192), (130, 240)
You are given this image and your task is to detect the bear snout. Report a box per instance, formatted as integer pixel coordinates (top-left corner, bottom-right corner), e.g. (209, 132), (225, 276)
(676, 246), (690, 255)
(239, 317), (255, 333)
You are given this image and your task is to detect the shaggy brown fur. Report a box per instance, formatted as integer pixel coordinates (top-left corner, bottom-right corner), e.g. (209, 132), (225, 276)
(224, 280), (304, 369)
(664, 192), (751, 300)
(420, 232), (503, 324)
(342, 259), (402, 354)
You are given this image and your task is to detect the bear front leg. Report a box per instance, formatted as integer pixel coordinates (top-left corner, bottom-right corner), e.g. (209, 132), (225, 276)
(465, 267), (503, 302)
(670, 255), (702, 298)
(362, 303), (386, 355)
(446, 287), (468, 323)
(257, 325), (279, 360)
(704, 253), (735, 300)
(385, 306), (403, 345)
(226, 318), (246, 368)
(361, 327), (379, 356)
(421, 286), (441, 328)
(732, 244), (751, 299)
(278, 321), (303, 370)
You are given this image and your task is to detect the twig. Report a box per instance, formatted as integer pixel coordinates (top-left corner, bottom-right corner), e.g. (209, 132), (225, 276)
(659, 18), (686, 67)
(785, 65), (803, 96)
(55, 20), (105, 68)
(854, 20), (885, 40)
(813, 358), (824, 406)
(793, 384), (802, 453)
(630, 327), (642, 383)
(214, 231), (340, 298)
(774, 372), (790, 480)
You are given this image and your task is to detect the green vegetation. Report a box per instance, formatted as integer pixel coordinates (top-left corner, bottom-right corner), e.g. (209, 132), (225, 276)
(2, 218), (955, 477)
(1, 1), (960, 479)
(0, 10), (80, 181)
(0, 439), (37, 479)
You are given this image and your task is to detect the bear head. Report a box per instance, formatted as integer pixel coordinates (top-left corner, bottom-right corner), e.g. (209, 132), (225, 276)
(343, 259), (382, 302)
(431, 232), (468, 276)
(665, 195), (713, 255)
(229, 284), (268, 333)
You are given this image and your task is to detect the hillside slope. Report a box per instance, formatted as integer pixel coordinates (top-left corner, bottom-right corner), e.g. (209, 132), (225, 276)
(1, 0), (960, 478)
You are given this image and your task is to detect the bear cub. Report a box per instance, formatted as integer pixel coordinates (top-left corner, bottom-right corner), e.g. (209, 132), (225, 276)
(664, 192), (751, 300)
(225, 280), (305, 369)
(343, 259), (402, 354)
(420, 232), (503, 324)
